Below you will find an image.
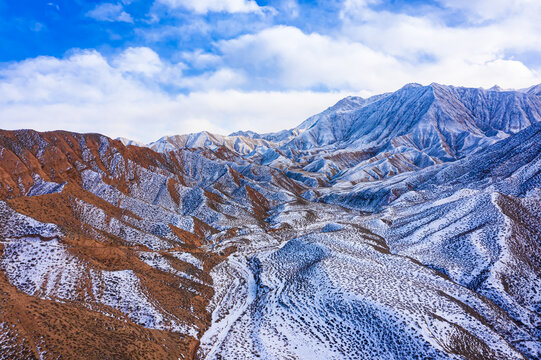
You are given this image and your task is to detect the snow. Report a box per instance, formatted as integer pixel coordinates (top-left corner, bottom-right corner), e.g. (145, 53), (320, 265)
(26, 178), (66, 197)
(1, 83), (540, 359)
(170, 251), (203, 270)
(198, 198), (533, 359)
(321, 223), (343, 232)
(0, 237), (196, 336)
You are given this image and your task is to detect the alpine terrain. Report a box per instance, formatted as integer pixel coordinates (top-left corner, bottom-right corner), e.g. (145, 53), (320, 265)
(0, 83), (540, 359)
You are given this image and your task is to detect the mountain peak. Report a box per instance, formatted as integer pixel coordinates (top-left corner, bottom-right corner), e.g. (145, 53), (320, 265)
(488, 85), (504, 92)
(402, 82), (425, 89)
(229, 130), (261, 138)
(278, 82), (541, 184)
(525, 83), (541, 96)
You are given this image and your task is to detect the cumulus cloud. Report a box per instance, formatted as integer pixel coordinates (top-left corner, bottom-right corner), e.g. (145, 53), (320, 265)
(339, 0), (541, 78)
(215, 26), (407, 92)
(435, 0), (540, 22)
(112, 47), (164, 75)
(156, 0), (268, 14)
(200, 24), (541, 92)
(0, 48), (353, 142)
(86, 3), (133, 23)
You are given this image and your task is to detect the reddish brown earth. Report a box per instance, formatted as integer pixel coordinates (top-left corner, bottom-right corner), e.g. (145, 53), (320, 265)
(0, 129), (292, 359)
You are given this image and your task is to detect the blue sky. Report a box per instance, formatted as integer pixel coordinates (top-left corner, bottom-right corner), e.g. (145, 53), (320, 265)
(1, 0), (540, 142)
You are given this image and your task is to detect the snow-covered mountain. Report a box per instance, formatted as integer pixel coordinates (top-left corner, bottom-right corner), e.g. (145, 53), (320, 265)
(116, 136), (145, 147)
(524, 83), (541, 97)
(287, 83), (541, 151)
(148, 131), (278, 155)
(158, 84), (541, 185)
(0, 83), (540, 359)
(277, 83), (541, 185)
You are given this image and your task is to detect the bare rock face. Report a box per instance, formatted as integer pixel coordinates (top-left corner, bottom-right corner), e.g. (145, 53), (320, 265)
(1, 83), (540, 359)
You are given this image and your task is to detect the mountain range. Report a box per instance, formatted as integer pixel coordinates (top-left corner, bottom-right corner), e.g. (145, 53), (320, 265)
(0, 83), (540, 359)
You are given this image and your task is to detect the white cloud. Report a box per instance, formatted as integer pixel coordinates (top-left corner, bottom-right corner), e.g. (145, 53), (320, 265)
(112, 47), (164, 75)
(136, 21), (212, 43)
(435, 0), (539, 22)
(339, 0), (541, 67)
(279, 0), (300, 18)
(180, 49), (221, 69)
(178, 68), (247, 91)
(215, 26), (408, 91)
(349, 6), (538, 52)
(171, 90), (358, 134)
(0, 48), (353, 142)
(211, 25), (541, 92)
(156, 0), (267, 14)
(170, 0), (540, 93)
(87, 3), (133, 23)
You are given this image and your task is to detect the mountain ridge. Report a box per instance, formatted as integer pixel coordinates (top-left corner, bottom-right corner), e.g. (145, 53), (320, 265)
(1, 81), (540, 359)
(122, 83), (541, 188)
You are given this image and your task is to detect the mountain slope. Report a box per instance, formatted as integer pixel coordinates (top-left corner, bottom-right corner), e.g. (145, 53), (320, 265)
(286, 83), (541, 152)
(0, 129), (305, 359)
(196, 123), (540, 360)
(323, 120), (541, 211)
(122, 83), (541, 186)
(0, 82), (540, 360)
(277, 84), (541, 185)
(324, 123), (541, 358)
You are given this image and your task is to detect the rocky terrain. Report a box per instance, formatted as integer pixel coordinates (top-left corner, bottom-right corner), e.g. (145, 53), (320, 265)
(0, 83), (540, 359)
